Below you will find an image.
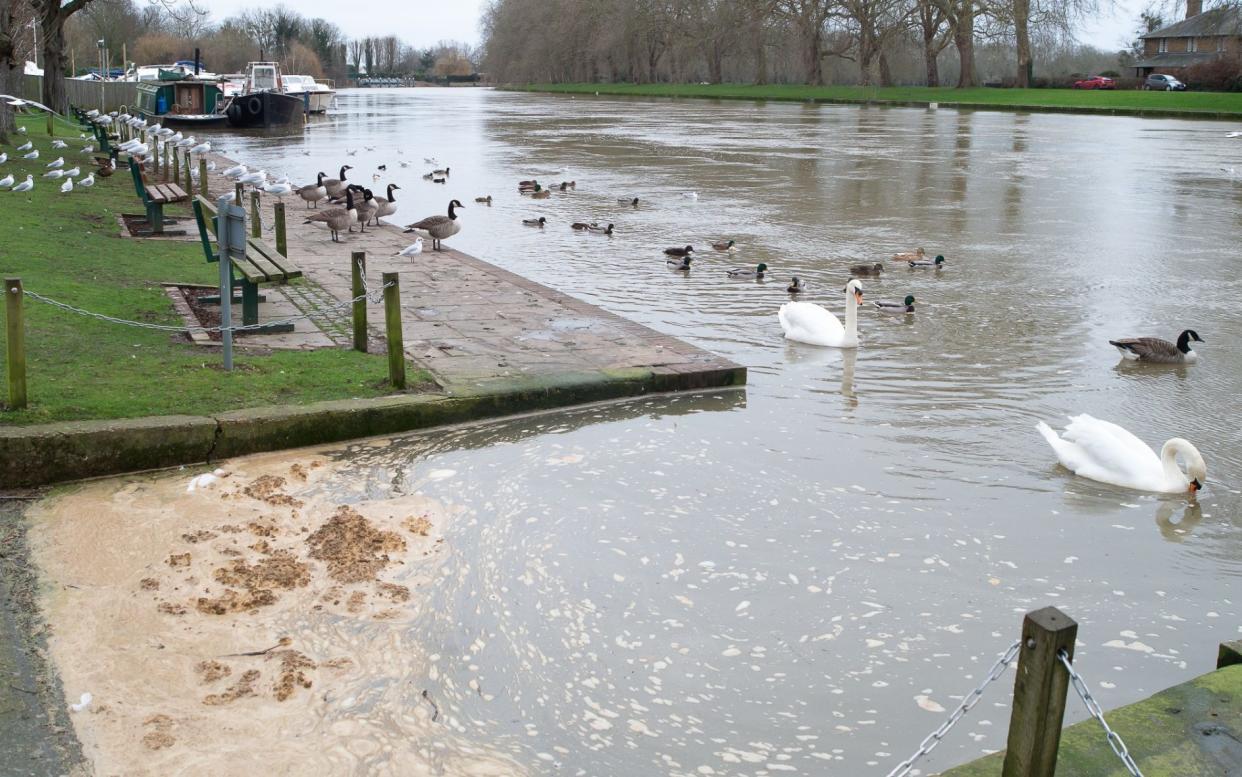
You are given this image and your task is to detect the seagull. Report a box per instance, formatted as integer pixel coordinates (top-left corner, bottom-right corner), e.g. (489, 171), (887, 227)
(23, 149), (39, 160)
(60, 178), (73, 193)
(397, 237), (424, 256)
(1227, 131), (1242, 138)
(238, 169), (267, 186)
(263, 182), (293, 198)
(51, 139), (67, 149)
(79, 173), (95, 188)
(0, 152), (6, 164)
(681, 191), (699, 199)
(44, 169), (64, 179)
(0, 173), (13, 189)
(12, 175), (33, 193)
(16, 125), (27, 134)
(345, 148), (357, 156)
(189, 141), (211, 156)
(80, 145), (94, 154)
(16, 141), (32, 151)
(63, 166), (80, 177)
(222, 163), (248, 179)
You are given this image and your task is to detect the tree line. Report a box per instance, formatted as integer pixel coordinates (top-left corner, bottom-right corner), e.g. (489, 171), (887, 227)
(480, 0), (1114, 89)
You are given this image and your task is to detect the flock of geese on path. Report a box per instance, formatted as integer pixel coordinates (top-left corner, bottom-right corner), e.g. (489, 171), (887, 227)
(2, 103), (1214, 498)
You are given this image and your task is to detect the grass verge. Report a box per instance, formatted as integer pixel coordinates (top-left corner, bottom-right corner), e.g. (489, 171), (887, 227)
(512, 83), (1242, 116)
(0, 113), (432, 426)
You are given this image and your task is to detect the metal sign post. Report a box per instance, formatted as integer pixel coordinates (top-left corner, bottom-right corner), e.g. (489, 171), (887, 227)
(216, 194), (246, 371)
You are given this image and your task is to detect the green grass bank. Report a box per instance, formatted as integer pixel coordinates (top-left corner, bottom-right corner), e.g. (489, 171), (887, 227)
(0, 113), (429, 426)
(512, 83), (1242, 117)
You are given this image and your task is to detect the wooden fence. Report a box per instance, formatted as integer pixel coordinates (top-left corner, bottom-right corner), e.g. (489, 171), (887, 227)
(21, 75), (139, 113)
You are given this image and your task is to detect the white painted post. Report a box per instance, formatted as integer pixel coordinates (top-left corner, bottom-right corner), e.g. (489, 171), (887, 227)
(216, 194), (246, 371)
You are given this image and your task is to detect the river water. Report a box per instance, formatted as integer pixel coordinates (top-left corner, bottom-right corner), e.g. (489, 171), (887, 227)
(219, 89), (1240, 774)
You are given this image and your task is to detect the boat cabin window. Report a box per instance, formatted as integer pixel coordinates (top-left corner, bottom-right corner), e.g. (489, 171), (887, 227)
(252, 66), (277, 91)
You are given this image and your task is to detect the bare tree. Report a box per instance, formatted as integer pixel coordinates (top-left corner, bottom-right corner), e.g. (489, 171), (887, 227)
(915, 0), (950, 84)
(0, 0), (32, 139)
(29, 0), (102, 112)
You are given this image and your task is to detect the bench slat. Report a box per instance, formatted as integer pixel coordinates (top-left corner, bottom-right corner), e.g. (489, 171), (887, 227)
(246, 238), (302, 280)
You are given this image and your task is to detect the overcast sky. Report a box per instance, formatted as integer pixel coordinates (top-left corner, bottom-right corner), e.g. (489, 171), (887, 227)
(197, 0), (1146, 56)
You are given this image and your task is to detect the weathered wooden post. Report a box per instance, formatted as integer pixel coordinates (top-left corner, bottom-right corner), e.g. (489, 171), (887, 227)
(273, 202), (287, 256)
(171, 146), (180, 187)
(234, 182), (244, 207)
(351, 251), (367, 352)
(198, 158), (208, 197)
(249, 190), (261, 237)
(164, 141), (171, 181)
(1002, 607), (1078, 777)
(46, 111), (54, 136)
(184, 153), (192, 192)
(382, 272), (405, 388)
(4, 277), (26, 410)
(152, 139), (160, 176)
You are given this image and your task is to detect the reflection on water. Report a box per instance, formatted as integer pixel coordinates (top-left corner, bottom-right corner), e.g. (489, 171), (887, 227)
(221, 89), (1242, 774)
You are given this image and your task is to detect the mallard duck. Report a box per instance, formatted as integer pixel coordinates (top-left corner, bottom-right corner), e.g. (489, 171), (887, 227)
(787, 277), (804, 294)
(727, 263), (768, 279)
(618, 196), (639, 206)
(523, 217), (547, 227)
(519, 181), (540, 192)
(371, 183), (400, 225)
(404, 199), (464, 251)
(555, 181), (575, 190)
(893, 247), (926, 262)
(667, 256), (692, 270)
(908, 255), (945, 268)
(664, 245), (694, 257)
(587, 223), (613, 235)
(874, 295), (916, 313)
(713, 239), (736, 252)
(298, 172), (327, 208)
(531, 189), (551, 199)
(1110, 329), (1203, 364)
(303, 188), (356, 242)
(323, 165), (352, 198)
(518, 179), (538, 186)
(475, 196), (492, 204)
(850, 262), (884, 276)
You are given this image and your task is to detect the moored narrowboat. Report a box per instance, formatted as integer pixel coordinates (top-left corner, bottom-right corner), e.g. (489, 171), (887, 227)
(135, 78), (227, 127)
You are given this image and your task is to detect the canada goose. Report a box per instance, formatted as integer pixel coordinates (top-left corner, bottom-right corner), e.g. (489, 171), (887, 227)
(475, 196), (492, 204)
(353, 188), (377, 231)
(531, 189), (551, 199)
(432, 167), (450, 176)
(893, 247), (926, 262)
(304, 188), (356, 243)
(787, 277), (804, 294)
(524, 217), (547, 227)
(909, 255), (946, 268)
(371, 183), (400, 225)
(12, 175), (34, 193)
(433, 177), (447, 184)
(1110, 329), (1203, 364)
(664, 245), (694, 257)
(377, 164), (387, 171)
(323, 165), (352, 198)
(587, 223), (613, 235)
(874, 295), (916, 313)
(713, 240), (736, 252)
(404, 199), (464, 251)
(850, 263), (884, 276)
(667, 256), (692, 270)
(618, 197), (639, 206)
(727, 263), (768, 279)
(422, 172), (435, 180)
(298, 172), (327, 208)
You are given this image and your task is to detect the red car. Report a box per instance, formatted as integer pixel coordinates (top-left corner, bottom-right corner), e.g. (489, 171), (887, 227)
(1072, 76), (1116, 90)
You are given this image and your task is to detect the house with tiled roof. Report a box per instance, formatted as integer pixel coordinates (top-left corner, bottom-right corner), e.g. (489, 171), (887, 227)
(1133, 1), (1241, 78)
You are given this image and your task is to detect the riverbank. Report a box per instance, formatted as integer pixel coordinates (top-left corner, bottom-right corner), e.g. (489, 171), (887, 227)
(510, 83), (1242, 118)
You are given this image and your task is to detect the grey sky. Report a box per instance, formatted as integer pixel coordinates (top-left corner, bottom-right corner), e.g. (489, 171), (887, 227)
(196, 0), (1146, 58)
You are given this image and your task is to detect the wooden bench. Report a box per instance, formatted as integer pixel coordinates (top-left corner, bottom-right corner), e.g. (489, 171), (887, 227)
(129, 162), (188, 235)
(192, 195), (303, 334)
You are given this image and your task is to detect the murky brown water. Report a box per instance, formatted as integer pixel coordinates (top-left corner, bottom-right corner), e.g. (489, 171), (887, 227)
(61, 90), (1242, 774)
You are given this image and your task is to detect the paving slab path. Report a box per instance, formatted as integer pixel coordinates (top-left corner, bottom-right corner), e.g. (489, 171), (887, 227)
(194, 156), (744, 394)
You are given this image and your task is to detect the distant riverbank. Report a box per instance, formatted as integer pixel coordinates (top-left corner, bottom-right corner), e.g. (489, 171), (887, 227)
(509, 83), (1242, 118)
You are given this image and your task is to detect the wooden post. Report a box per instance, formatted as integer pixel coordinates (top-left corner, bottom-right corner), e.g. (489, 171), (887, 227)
(164, 141), (171, 181)
(1002, 607), (1078, 777)
(152, 139), (159, 176)
(351, 251), (367, 352)
(184, 153), (192, 191)
(198, 158), (208, 197)
(249, 190), (261, 237)
(382, 272), (405, 389)
(234, 182), (244, 207)
(4, 278), (27, 410)
(46, 111), (54, 136)
(171, 146), (180, 186)
(273, 202), (287, 256)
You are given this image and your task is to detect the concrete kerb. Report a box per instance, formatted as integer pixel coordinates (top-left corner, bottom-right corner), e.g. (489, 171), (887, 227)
(1, 365), (747, 488)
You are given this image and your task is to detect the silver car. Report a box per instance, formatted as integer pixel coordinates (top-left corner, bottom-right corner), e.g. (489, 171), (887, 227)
(1144, 73), (1187, 91)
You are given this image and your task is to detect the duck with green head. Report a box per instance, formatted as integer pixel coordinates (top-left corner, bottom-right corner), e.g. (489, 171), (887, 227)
(727, 263), (768, 279)
(908, 255), (945, 268)
(667, 255), (693, 271)
(873, 294), (916, 314)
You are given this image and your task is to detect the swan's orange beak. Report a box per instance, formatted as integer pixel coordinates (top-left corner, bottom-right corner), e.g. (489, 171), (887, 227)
(854, 290), (864, 305)
(1189, 479), (1202, 494)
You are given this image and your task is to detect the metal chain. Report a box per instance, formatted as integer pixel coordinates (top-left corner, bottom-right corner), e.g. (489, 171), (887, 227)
(19, 280), (393, 336)
(1057, 650), (1144, 776)
(887, 639), (1022, 777)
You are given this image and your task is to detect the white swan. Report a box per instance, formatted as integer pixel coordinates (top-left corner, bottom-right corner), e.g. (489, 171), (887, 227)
(778, 279), (864, 348)
(1036, 414), (1206, 494)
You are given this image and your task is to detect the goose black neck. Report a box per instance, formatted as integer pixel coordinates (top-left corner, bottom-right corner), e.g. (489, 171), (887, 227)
(345, 189), (354, 208)
(339, 166), (348, 181)
(388, 184), (397, 201)
(316, 172), (324, 185)
(448, 201), (458, 219)
(1177, 331), (1191, 353)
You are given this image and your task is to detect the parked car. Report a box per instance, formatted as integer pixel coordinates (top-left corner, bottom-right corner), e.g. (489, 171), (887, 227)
(1072, 75), (1116, 90)
(1144, 73), (1187, 91)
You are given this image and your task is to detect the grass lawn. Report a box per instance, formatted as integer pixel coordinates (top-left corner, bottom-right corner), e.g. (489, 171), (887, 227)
(513, 83), (1242, 116)
(0, 113), (431, 426)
